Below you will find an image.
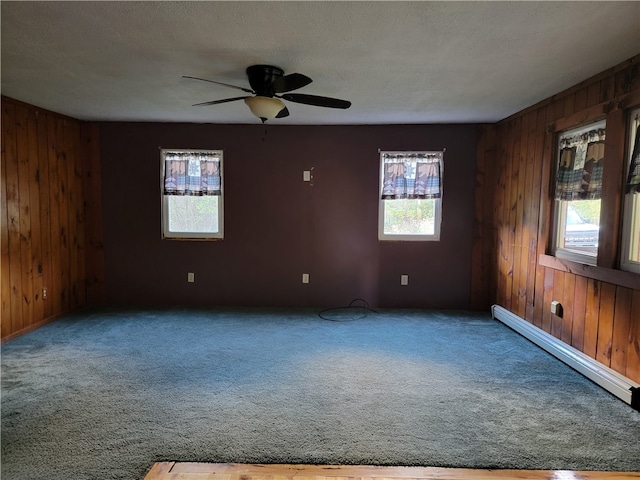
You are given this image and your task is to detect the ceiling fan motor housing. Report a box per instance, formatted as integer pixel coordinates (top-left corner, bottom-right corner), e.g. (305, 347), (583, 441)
(246, 65), (284, 97)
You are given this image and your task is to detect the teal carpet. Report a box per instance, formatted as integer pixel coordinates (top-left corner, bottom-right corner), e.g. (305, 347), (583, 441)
(2, 308), (639, 480)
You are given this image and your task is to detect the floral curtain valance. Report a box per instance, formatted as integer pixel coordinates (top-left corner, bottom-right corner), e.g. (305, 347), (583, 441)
(381, 152), (442, 200)
(555, 128), (605, 201)
(163, 150), (222, 196)
(627, 123), (640, 194)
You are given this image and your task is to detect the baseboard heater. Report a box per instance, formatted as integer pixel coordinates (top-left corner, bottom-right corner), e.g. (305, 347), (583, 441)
(491, 305), (639, 411)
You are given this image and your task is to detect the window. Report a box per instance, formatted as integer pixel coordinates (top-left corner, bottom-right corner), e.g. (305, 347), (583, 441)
(161, 149), (223, 239)
(378, 151), (443, 241)
(552, 120), (605, 265)
(621, 107), (640, 273)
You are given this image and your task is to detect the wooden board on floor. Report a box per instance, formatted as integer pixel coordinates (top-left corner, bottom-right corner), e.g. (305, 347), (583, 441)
(143, 463), (640, 480)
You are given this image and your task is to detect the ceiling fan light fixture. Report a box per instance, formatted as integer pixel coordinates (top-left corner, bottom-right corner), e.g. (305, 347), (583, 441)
(244, 96), (285, 121)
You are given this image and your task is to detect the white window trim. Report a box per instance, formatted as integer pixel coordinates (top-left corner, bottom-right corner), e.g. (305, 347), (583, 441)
(552, 120), (605, 265)
(378, 151), (443, 242)
(160, 149), (224, 240)
(620, 193), (640, 273)
(620, 107), (640, 274)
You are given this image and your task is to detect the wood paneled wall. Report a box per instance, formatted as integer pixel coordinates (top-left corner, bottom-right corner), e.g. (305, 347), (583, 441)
(473, 55), (640, 383)
(1, 97), (104, 341)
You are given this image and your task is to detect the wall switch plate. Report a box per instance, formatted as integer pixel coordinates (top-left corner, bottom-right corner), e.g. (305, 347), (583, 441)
(401, 274), (409, 286)
(303, 170), (311, 182)
(187, 272), (195, 283)
(302, 273), (310, 284)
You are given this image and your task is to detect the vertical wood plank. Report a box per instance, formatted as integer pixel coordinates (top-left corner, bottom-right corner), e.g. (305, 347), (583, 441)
(4, 103), (24, 334)
(57, 118), (70, 312)
(65, 120), (80, 308)
(563, 93), (575, 117)
(599, 75), (615, 103)
(0, 141), (9, 336)
(611, 286), (632, 375)
(539, 101), (566, 330)
(501, 122), (514, 308)
(595, 282), (616, 366)
(551, 270), (565, 338)
(484, 126), (498, 307)
(516, 113), (532, 318)
(526, 108), (546, 323)
(495, 125), (507, 306)
(533, 106), (555, 328)
(571, 275), (588, 351)
(586, 81), (601, 107)
(47, 114), (62, 316)
(27, 107), (44, 324)
(561, 273), (575, 345)
(520, 109), (535, 320)
(626, 289), (640, 383)
(612, 60), (640, 97)
(507, 118), (522, 310)
(574, 86), (588, 112)
(37, 109), (53, 320)
(1, 104), (15, 337)
(583, 278), (601, 358)
(16, 105), (34, 330)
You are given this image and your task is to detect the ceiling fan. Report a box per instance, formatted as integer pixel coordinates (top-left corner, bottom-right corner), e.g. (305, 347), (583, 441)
(183, 65), (351, 122)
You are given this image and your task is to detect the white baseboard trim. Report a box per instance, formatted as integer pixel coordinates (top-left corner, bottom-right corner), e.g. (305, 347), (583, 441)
(491, 305), (639, 410)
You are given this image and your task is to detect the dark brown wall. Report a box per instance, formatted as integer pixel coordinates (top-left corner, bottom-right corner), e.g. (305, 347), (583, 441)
(99, 123), (478, 309)
(1, 97), (105, 342)
(473, 55), (640, 383)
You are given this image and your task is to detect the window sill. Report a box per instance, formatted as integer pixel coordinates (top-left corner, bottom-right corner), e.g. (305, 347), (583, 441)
(539, 254), (640, 290)
(163, 236), (223, 241)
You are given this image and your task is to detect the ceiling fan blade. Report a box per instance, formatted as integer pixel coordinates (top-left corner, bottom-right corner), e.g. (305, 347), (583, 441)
(192, 96), (250, 107)
(281, 93), (351, 109)
(276, 106), (290, 118)
(270, 73), (313, 93)
(183, 76), (254, 94)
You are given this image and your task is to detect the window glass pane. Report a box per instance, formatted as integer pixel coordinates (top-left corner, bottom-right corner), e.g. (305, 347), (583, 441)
(626, 193), (640, 263)
(383, 198), (435, 235)
(167, 196), (219, 233)
(556, 199), (600, 257)
(622, 107), (640, 271)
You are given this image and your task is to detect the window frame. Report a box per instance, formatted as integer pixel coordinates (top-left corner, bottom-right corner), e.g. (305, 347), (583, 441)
(551, 119), (606, 266)
(160, 148), (224, 240)
(378, 150), (443, 242)
(620, 106), (640, 274)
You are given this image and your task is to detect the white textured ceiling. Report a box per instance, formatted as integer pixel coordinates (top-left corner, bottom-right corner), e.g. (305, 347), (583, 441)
(1, 1), (639, 125)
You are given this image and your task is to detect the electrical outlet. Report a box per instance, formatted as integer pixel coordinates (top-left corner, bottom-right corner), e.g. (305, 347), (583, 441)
(187, 272), (195, 283)
(302, 273), (310, 284)
(401, 275), (409, 286)
(551, 301), (562, 317)
(42, 288), (47, 299)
